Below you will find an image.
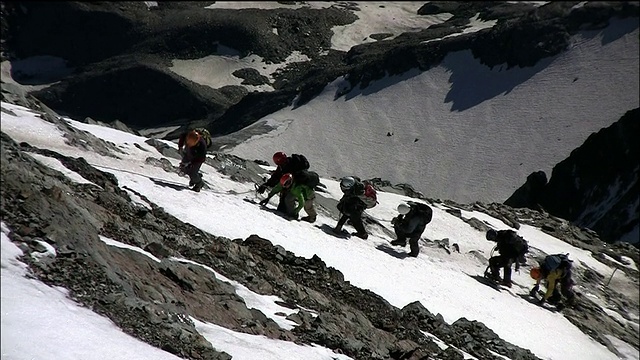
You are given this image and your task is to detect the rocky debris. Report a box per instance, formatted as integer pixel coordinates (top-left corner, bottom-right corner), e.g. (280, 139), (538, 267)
(232, 68), (270, 86)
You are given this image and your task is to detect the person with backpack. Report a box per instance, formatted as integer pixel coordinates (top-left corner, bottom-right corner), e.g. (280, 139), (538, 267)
(259, 171), (318, 222)
(529, 254), (576, 310)
(484, 229), (529, 287)
(177, 130), (207, 192)
(333, 176), (372, 239)
(178, 127), (212, 154)
(257, 152), (310, 214)
(390, 201), (433, 257)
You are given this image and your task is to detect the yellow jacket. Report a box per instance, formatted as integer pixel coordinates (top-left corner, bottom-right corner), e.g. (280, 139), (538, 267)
(535, 269), (564, 300)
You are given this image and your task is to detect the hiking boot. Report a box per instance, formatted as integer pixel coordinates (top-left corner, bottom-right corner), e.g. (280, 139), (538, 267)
(548, 293), (561, 304)
(485, 272), (501, 282)
(192, 180), (205, 192)
(501, 280), (513, 288)
(408, 251), (419, 257)
(301, 216), (316, 223)
(352, 232), (368, 239)
(390, 239), (406, 247)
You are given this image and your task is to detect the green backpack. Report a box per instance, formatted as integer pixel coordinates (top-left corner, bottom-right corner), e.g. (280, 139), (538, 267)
(194, 127), (212, 148)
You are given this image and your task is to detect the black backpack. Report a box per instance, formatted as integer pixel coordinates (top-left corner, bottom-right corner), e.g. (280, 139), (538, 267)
(290, 154), (310, 171)
(543, 253), (571, 272)
(408, 201), (433, 223)
(295, 170), (320, 188)
(511, 233), (529, 256)
(498, 230), (529, 257)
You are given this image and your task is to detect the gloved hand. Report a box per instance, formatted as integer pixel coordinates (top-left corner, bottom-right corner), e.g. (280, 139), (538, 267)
(257, 184), (267, 194)
(259, 198), (269, 206)
(391, 216), (402, 225)
(529, 285), (539, 297)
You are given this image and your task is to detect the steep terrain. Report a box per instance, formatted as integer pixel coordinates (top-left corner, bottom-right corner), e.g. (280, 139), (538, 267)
(1, 94), (639, 359)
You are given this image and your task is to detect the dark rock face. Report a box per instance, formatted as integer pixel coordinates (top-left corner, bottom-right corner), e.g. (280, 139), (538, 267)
(232, 68), (270, 86)
(505, 171), (549, 211)
(506, 109), (639, 245)
(30, 60), (238, 128)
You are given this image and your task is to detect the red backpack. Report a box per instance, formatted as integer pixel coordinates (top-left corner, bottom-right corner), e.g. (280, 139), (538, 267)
(360, 183), (378, 209)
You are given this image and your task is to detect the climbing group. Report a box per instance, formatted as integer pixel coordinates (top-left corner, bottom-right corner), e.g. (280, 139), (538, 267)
(176, 137), (578, 311)
(253, 151), (433, 256)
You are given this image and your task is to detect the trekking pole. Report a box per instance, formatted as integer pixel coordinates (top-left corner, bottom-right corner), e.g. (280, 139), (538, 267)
(605, 267), (618, 287)
(91, 163), (153, 178)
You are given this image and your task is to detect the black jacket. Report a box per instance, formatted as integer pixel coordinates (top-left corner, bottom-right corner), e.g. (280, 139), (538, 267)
(494, 230), (528, 259)
(394, 203), (433, 237)
(337, 194), (366, 215)
(181, 138), (207, 164)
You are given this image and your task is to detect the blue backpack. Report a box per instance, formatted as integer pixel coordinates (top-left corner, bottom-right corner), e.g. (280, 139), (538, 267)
(543, 254), (571, 272)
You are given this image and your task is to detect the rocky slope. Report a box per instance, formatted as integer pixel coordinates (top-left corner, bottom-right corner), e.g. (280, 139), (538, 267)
(1, 93), (638, 359)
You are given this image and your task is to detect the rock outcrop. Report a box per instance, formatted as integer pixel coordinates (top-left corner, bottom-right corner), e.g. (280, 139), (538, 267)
(506, 108), (639, 246)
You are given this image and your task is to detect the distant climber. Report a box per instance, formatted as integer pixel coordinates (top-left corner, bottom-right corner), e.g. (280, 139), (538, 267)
(390, 202), (433, 257)
(177, 130), (207, 192)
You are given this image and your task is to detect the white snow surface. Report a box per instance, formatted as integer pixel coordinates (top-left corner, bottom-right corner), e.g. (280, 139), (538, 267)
(225, 18), (639, 204)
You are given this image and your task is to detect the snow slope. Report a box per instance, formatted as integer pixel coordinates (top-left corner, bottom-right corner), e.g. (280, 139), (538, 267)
(2, 101), (638, 360)
(225, 17), (639, 204)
